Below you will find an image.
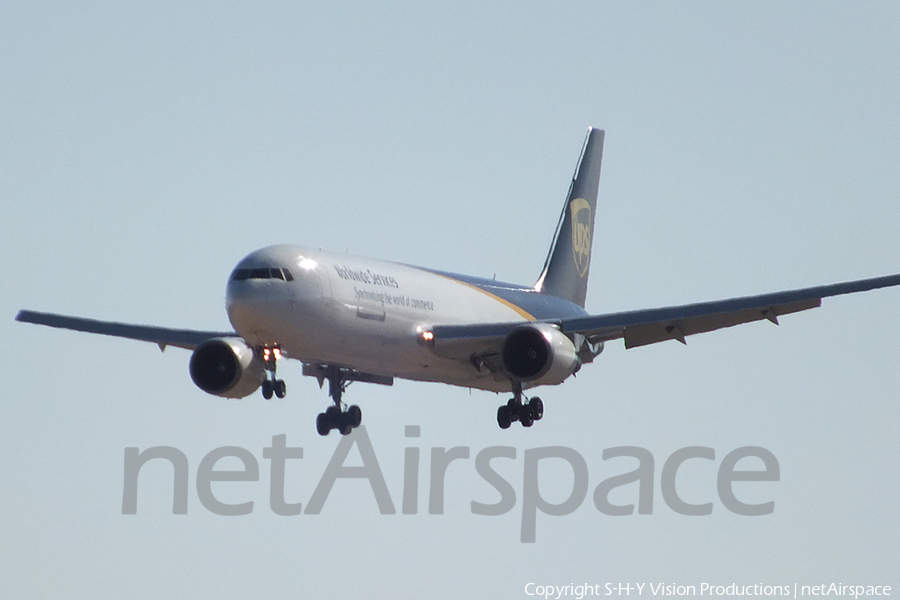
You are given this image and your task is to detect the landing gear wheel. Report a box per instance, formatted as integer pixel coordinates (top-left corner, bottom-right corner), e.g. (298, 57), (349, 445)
(338, 414), (354, 436)
(347, 405), (362, 428)
(497, 405), (512, 429)
(317, 404), (358, 436)
(521, 405), (535, 427)
(528, 397), (543, 421)
(497, 381), (545, 429)
(274, 379), (286, 398)
(262, 379), (273, 400)
(506, 398), (521, 423)
(316, 412), (330, 436)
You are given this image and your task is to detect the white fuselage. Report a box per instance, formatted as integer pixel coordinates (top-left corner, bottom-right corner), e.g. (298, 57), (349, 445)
(225, 244), (545, 392)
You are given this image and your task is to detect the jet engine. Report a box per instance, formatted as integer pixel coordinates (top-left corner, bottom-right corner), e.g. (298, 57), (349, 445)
(500, 323), (581, 386)
(189, 337), (266, 398)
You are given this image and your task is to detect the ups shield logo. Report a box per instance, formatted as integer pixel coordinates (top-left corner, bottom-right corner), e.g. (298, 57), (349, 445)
(570, 198), (592, 279)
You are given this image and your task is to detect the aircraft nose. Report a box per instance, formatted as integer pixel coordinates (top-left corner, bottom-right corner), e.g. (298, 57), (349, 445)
(225, 279), (267, 335)
(225, 258), (326, 338)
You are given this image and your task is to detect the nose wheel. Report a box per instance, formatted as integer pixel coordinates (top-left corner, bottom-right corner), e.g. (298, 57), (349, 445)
(261, 378), (286, 399)
(497, 382), (543, 429)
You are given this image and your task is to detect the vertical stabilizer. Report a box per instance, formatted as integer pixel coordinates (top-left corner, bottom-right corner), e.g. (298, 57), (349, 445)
(534, 127), (604, 307)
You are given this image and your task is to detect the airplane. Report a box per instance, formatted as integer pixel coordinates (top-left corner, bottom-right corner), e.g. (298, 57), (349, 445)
(16, 127), (900, 436)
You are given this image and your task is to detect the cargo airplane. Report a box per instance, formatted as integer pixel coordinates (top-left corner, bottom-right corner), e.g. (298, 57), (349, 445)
(16, 128), (900, 435)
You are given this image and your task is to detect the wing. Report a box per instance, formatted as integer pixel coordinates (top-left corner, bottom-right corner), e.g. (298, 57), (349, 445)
(427, 273), (900, 359)
(566, 273), (900, 348)
(15, 310), (235, 351)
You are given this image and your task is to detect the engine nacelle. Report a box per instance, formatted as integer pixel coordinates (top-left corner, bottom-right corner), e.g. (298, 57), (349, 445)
(501, 323), (581, 386)
(189, 337), (266, 398)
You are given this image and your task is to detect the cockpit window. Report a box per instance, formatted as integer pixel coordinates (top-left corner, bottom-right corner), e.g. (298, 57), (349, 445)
(230, 267), (295, 281)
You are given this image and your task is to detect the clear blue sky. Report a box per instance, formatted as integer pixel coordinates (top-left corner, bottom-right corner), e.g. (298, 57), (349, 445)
(2, 2), (898, 598)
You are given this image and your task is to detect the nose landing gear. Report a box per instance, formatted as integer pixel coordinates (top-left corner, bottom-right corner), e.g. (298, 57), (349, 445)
(260, 346), (286, 400)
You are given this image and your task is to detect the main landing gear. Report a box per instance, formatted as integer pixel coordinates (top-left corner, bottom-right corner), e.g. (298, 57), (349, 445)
(260, 346), (286, 400)
(254, 352), (379, 436)
(314, 365), (363, 437)
(496, 381), (543, 429)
